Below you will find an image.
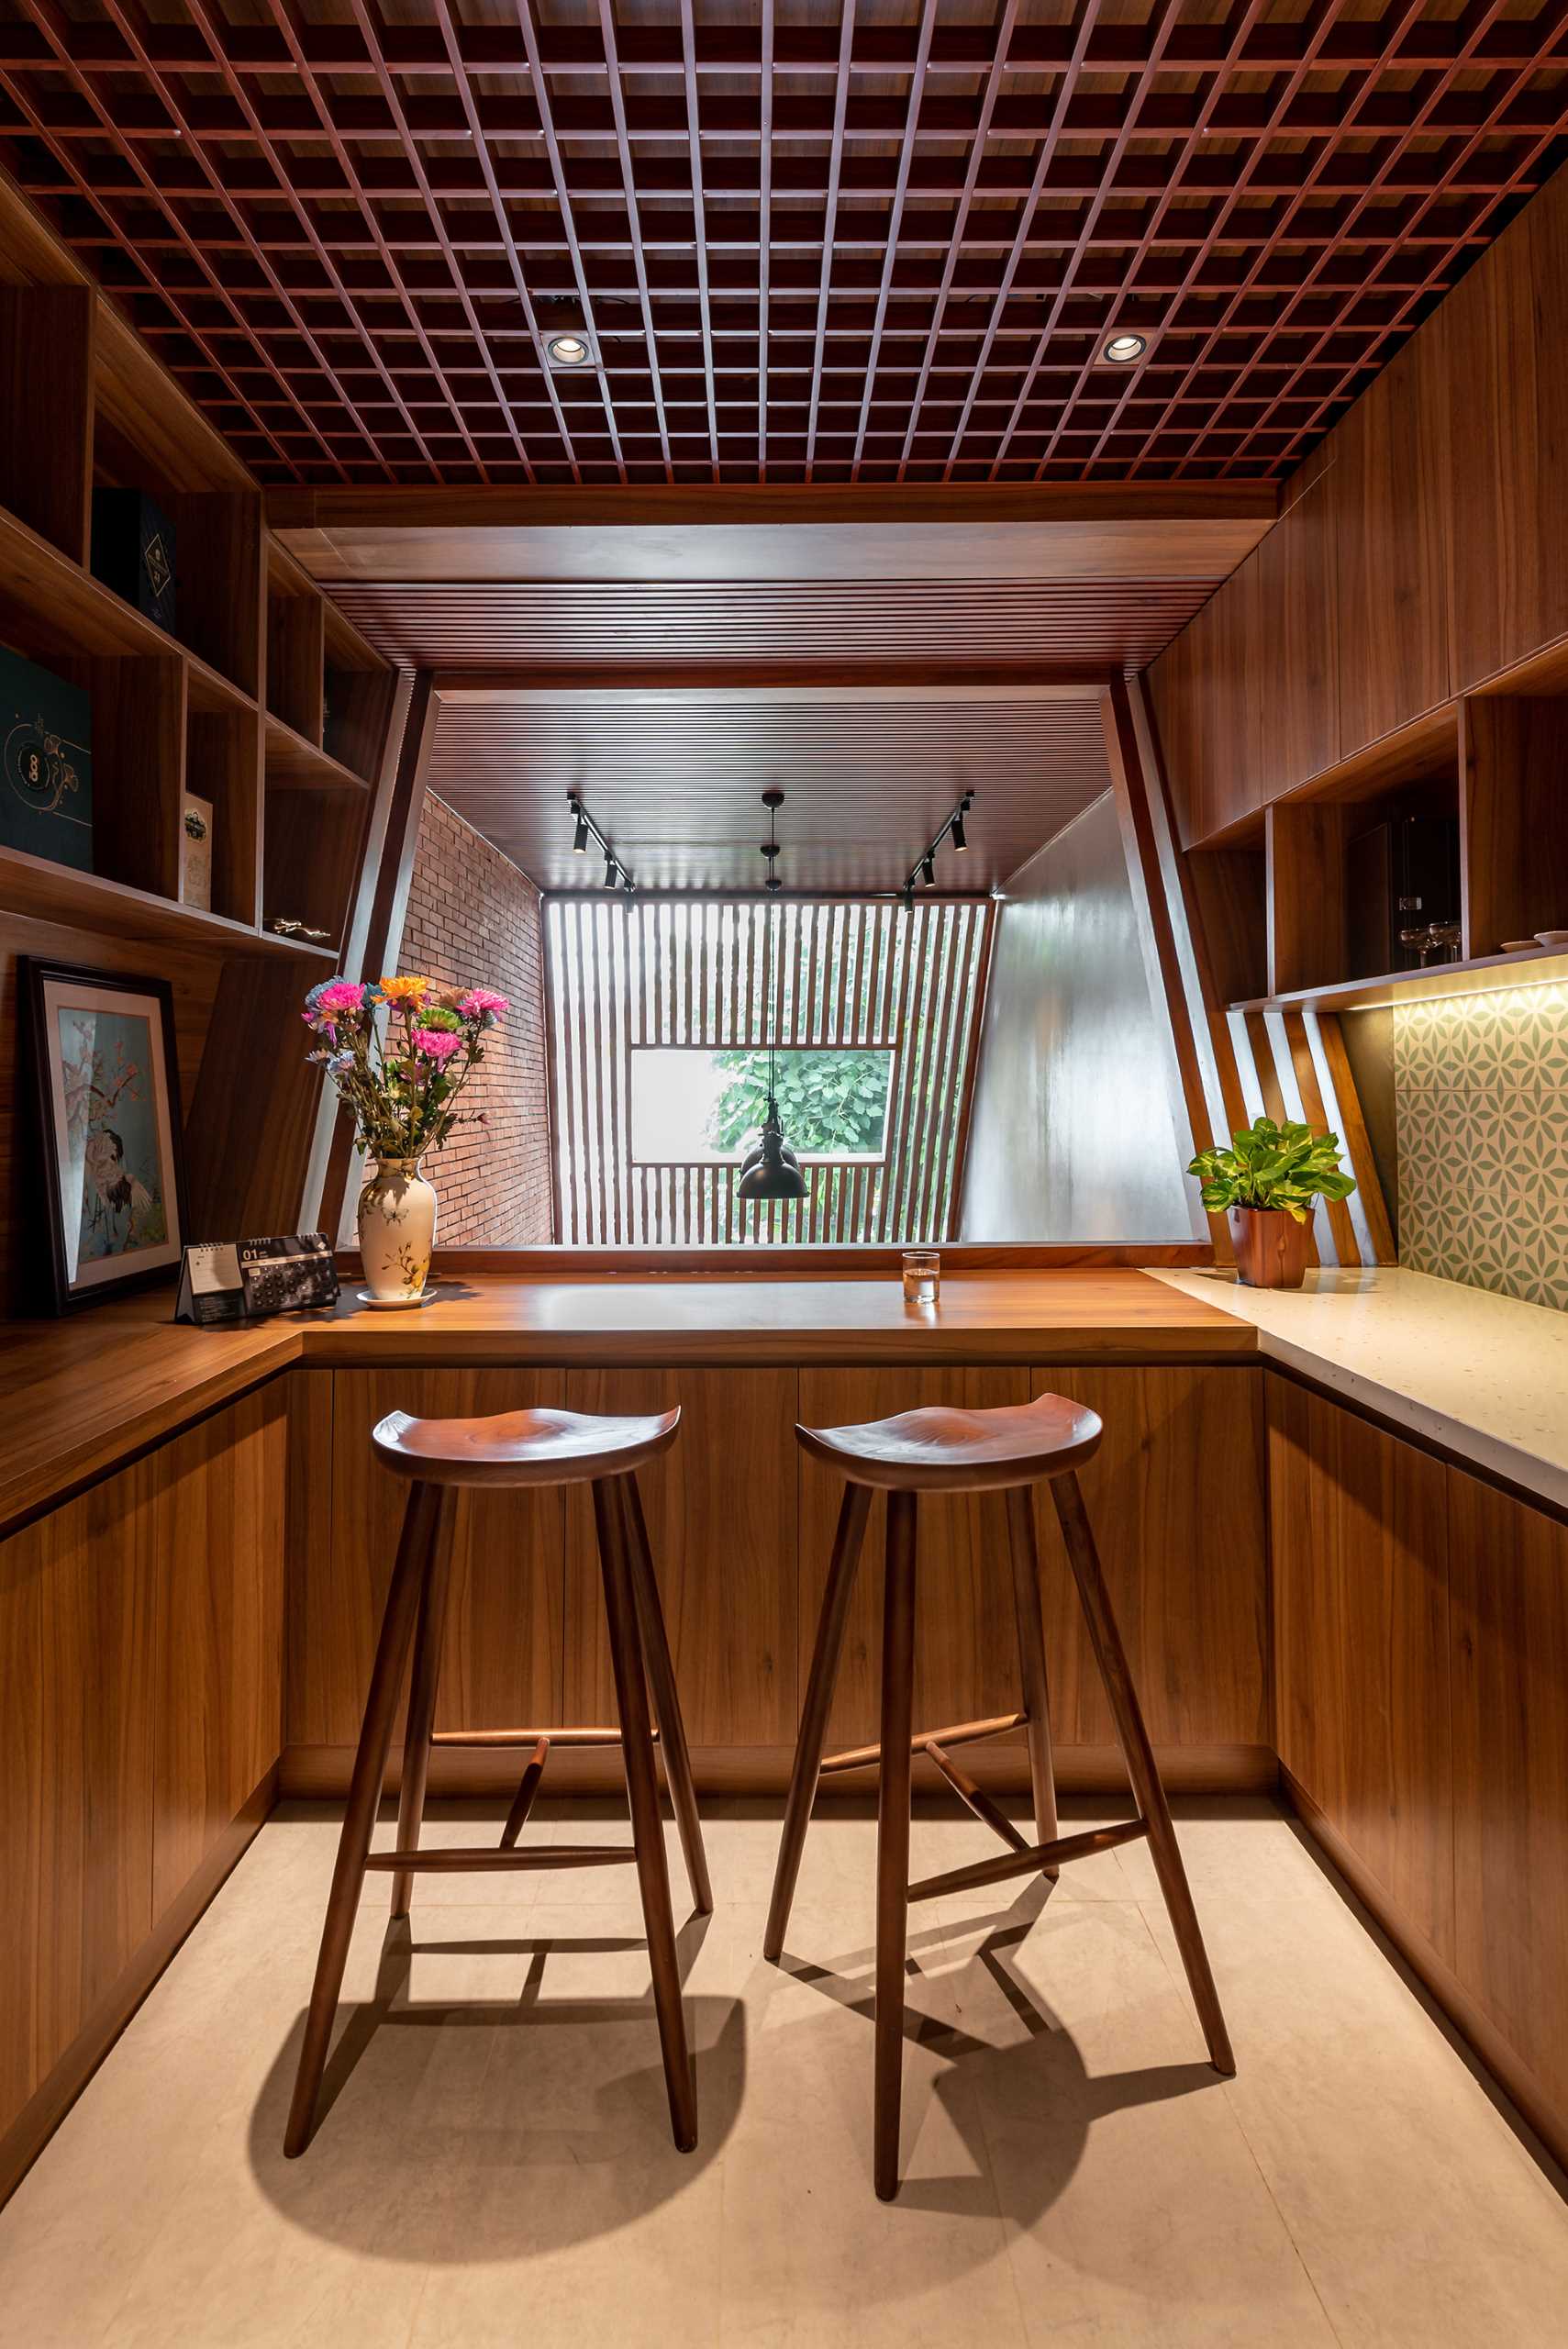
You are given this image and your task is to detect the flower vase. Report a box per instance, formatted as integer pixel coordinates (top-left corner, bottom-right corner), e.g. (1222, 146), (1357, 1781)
(358, 1157), (438, 1304)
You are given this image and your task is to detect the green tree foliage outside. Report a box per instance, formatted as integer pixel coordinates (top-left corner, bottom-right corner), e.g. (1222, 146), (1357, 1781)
(706, 1049), (892, 1154)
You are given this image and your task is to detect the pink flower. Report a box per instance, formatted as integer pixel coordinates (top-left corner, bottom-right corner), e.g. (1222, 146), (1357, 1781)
(313, 980), (366, 1018)
(457, 988), (509, 1020)
(411, 1028), (462, 1066)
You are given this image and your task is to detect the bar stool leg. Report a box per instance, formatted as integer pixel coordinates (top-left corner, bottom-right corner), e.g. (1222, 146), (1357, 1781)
(1051, 1470), (1236, 2077)
(1004, 1486), (1061, 1872)
(764, 1482), (872, 1962)
(285, 1479), (443, 2156)
(874, 1487), (917, 2201)
(593, 1474), (698, 2153)
(389, 1487), (457, 1918)
(619, 1473), (713, 1916)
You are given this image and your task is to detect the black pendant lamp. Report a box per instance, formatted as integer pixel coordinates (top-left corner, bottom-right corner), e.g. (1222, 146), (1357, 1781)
(738, 789), (806, 1205)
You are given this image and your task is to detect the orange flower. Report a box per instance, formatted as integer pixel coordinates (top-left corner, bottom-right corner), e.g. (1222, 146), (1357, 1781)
(380, 973), (435, 1008)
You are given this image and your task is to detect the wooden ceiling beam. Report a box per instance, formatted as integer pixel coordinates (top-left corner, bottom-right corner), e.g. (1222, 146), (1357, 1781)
(266, 478), (1276, 587)
(430, 669), (1112, 701)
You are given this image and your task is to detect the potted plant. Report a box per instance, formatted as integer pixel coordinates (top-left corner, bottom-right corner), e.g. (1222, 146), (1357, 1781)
(1187, 1117), (1357, 1290)
(301, 974), (508, 1305)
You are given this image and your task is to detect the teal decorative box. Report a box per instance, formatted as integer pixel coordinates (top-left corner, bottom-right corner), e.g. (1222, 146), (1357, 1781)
(0, 649), (93, 872)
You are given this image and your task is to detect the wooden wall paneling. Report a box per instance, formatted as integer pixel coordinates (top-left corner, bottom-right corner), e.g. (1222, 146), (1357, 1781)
(265, 592), (325, 742)
(1459, 694), (1568, 959)
(1302, 1011), (1396, 1267)
(1445, 170), (1568, 691)
(564, 1368), (798, 1745)
(150, 1383), (286, 1917)
(1269, 1379), (1454, 1962)
(0, 1451), (155, 2134)
(1262, 1008), (1355, 1267)
(1147, 565), (1262, 852)
(1031, 1365), (1271, 1751)
(1329, 326), (1453, 752)
(304, 1369), (566, 1746)
(1266, 799), (1347, 995)
(185, 707), (262, 930)
(284, 1367), (336, 1750)
(796, 1368), (1030, 1750)
(66, 653), (185, 901)
(0, 285), (93, 562)
(1104, 674), (1253, 1205)
(1448, 1466), (1568, 2128)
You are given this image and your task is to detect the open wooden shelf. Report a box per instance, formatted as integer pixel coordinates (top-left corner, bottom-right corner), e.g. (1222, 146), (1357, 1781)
(0, 841), (336, 961)
(264, 711), (372, 791)
(1232, 944), (1568, 1016)
(0, 504), (256, 719)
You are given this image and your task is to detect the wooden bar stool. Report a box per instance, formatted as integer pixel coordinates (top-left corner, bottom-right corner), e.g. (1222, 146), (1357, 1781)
(765, 1392), (1235, 2200)
(284, 1402), (711, 2160)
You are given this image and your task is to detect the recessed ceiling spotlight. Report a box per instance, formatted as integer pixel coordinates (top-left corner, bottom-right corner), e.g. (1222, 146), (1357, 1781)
(1098, 329), (1149, 365)
(546, 331), (594, 368)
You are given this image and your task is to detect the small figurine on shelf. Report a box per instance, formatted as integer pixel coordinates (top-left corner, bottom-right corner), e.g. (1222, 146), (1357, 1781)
(301, 974), (508, 1308)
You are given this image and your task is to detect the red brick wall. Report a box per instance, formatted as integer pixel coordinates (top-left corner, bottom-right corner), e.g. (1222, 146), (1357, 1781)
(395, 792), (553, 1245)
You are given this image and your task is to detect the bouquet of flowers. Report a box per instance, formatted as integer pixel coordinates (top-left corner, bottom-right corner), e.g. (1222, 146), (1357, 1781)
(301, 973), (508, 1162)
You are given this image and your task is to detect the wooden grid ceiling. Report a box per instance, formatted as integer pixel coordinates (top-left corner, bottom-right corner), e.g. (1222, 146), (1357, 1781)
(2, 0), (1564, 487)
(425, 684), (1111, 891)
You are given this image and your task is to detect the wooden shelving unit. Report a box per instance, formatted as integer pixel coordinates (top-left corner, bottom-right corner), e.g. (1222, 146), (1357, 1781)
(0, 208), (402, 1305)
(1213, 683), (1568, 1013)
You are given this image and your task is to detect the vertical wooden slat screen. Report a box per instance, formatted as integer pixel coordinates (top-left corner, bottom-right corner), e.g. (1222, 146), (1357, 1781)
(543, 898), (992, 1246)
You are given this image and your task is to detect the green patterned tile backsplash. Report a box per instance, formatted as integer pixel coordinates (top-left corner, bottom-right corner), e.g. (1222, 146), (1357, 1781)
(1395, 981), (1568, 1311)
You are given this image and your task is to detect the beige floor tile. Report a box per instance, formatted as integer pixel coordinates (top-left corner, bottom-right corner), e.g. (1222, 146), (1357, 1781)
(936, 1896), (1336, 2345)
(1141, 1882), (1568, 2347)
(5, 1799), (1568, 2348)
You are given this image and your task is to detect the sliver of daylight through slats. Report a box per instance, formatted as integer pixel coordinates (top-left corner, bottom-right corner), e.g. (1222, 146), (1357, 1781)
(542, 897), (993, 1246)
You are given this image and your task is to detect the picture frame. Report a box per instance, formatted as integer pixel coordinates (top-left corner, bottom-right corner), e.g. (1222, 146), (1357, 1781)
(23, 957), (189, 1314)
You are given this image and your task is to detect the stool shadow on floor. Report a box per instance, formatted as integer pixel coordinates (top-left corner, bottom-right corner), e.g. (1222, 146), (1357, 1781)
(774, 1875), (1226, 2223)
(247, 1907), (744, 2262)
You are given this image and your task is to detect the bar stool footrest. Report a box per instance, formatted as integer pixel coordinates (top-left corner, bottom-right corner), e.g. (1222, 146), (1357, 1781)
(818, 1709), (1025, 1776)
(906, 1818), (1149, 1903)
(364, 1845), (639, 1874)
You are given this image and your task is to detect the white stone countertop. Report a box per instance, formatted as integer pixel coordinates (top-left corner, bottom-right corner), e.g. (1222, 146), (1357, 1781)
(1151, 1264), (1568, 1514)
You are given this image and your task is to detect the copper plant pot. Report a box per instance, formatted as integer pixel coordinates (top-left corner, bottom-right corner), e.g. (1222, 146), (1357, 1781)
(1228, 1206), (1309, 1290)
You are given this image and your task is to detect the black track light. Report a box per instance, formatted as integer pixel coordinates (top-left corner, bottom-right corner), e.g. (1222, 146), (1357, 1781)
(904, 790), (975, 899)
(565, 790), (636, 894)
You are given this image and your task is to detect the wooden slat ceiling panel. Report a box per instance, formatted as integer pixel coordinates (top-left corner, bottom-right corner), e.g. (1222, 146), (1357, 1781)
(2, 0), (1563, 485)
(326, 574), (1218, 669)
(425, 689), (1110, 890)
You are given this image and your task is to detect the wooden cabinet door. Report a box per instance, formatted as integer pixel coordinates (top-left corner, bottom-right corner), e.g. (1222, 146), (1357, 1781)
(1268, 1378), (1453, 1960)
(1448, 1467), (1568, 2121)
(299, 1369), (565, 1745)
(1329, 330), (1452, 751)
(1033, 1365), (1270, 1750)
(564, 1368), (798, 1747)
(0, 1457), (156, 2136)
(151, 1383), (286, 1916)
(798, 1368), (1033, 1749)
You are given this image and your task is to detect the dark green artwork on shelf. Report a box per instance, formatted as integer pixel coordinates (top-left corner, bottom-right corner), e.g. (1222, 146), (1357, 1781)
(0, 646), (93, 873)
(91, 486), (178, 634)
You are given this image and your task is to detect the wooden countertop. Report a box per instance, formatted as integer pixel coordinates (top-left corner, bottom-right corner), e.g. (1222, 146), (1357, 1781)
(1, 1271), (1252, 1532)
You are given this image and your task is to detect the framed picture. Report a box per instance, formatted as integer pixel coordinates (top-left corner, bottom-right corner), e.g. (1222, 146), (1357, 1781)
(24, 958), (188, 1314)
